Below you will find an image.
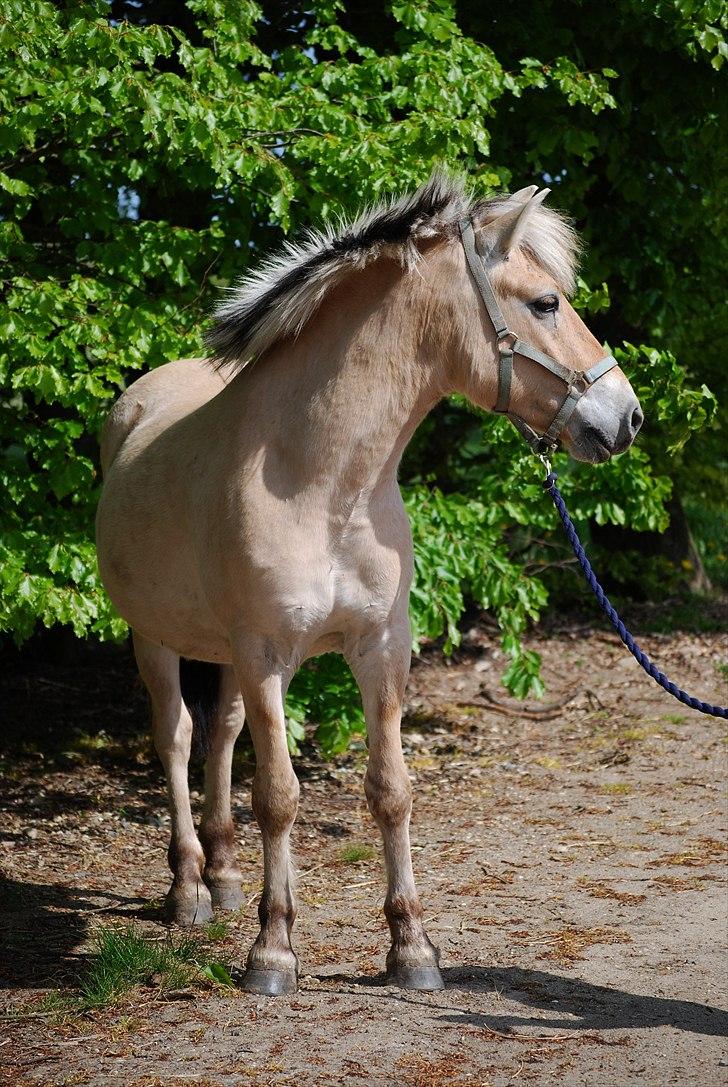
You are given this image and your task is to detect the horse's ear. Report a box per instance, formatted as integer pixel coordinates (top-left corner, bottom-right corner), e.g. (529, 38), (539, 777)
(475, 188), (551, 260)
(508, 184), (539, 203)
(479, 185), (539, 225)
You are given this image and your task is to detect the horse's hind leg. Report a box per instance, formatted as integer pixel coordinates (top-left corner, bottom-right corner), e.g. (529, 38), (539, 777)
(199, 665), (246, 911)
(233, 645), (299, 996)
(133, 631), (213, 925)
(349, 622), (444, 991)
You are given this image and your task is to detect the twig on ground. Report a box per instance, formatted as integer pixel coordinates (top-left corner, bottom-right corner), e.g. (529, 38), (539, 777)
(473, 686), (583, 720)
(297, 860), (329, 882)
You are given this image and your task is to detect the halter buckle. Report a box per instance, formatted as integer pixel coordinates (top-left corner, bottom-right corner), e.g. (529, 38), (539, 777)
(497, 330), (517, 356)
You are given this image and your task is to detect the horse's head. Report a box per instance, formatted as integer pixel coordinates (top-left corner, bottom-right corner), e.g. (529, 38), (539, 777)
(447, 188), (642, 462)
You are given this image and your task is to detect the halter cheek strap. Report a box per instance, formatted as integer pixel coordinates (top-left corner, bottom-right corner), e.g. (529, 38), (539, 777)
(459, 218), (618, 455)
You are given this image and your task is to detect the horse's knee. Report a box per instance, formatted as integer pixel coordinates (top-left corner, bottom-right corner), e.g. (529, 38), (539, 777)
(252, 769), (299, 836)
(153, 711), (193, 765)
(364, 769), (412, 830)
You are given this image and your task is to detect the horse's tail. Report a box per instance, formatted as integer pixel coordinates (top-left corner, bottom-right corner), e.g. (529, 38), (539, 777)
(179, 659), (222, 759)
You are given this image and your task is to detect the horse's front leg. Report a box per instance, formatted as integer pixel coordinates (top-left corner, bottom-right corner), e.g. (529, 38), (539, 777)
(233, 646), (300, 995)
(348, 622), (444, 991)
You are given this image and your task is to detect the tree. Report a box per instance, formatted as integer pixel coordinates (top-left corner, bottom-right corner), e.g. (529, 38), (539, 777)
(1, 0), (721, 752)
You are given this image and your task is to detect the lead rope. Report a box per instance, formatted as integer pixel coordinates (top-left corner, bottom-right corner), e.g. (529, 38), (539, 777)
(540, 463), (728, 720)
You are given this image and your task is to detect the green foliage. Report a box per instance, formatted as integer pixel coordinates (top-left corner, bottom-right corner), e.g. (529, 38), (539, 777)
(79, 926), (199, 1007)
(198, 960), (235, 987)
(683, 494), (728, 589)
(1, 0), (723, 756)
(286, 654), (365, 755)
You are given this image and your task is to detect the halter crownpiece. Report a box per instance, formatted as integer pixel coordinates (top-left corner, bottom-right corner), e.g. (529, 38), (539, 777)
(459, 218), (618, 455)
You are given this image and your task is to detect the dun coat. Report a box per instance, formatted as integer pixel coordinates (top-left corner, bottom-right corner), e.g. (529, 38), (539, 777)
(96, 175), (642, 994)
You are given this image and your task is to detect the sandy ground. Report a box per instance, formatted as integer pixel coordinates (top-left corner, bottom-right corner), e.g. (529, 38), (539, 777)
(1, 615), (727, 1086)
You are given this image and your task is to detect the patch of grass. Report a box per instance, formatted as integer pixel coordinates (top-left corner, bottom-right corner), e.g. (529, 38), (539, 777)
(202, 920), (229, 942)
(71, 729), (114, 752)
(662, 712), (686, 726)
(80, 927), (199, 1008)
(600, 782), (632, 795)
(619, 721), (667, 742)
(409, 754), (440, 770)
(532, 755), (562, 770)
(338, 843), (375, 865)
(619, 727), (648, 742)
(715, 661), (728, 684)
(20, 925), (238, 1016)
(32, 990), (64, 1012)
(10, 990), (79, 1023)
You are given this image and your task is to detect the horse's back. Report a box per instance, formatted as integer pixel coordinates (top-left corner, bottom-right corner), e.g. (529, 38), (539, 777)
(100, 357), (227, 474)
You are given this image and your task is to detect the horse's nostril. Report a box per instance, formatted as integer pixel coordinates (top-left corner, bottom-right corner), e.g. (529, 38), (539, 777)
(631, 406), (644, 433)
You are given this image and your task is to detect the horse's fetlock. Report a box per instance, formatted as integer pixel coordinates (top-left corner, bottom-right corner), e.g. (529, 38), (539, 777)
(258, 895), (297, 934)
(384, 892), (423, 928)
(199, 816), (236, 860)
(168, 838), (205, 879)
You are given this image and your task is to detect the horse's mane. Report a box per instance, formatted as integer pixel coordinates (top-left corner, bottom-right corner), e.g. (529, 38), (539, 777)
(207, 172), (579, 370)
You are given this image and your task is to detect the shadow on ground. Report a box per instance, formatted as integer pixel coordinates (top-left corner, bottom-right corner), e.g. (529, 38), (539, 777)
(0, 875), (153, 991)
(314, 964), (728, 1038)
(439, 966), (726, 1037)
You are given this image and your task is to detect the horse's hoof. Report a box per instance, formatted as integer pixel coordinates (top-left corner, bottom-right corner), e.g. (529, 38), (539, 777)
(209, 883), (245, 911)
(387, 965), (445, 991)
(165, 884), (214, 926)
(242, 967), (298, 996)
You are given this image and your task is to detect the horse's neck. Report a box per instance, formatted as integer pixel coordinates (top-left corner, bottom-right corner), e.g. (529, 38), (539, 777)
(226, 257), (450, 503)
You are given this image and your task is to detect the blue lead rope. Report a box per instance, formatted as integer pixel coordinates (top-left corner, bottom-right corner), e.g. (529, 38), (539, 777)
(544, 471), (728, 720)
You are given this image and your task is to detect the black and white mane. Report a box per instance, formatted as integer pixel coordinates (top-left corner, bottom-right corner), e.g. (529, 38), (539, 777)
(207, 172), (579, 369)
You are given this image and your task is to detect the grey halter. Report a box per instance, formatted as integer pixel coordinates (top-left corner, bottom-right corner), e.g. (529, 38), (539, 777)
(459, 218), (618, 456)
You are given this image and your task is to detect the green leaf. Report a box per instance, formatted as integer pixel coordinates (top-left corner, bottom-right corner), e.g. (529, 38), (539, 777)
(199, 962), (235, 988)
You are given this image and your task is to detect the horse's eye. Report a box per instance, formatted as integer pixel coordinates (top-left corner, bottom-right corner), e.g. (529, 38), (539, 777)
(531, 295), (559, 316)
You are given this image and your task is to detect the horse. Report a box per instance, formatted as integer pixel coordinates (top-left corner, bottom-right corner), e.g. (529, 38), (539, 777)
(95, 173), (643, 996)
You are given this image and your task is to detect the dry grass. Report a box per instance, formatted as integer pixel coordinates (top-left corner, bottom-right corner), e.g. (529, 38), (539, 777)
(650, 874), (707, 892)
(578, 879), (647, 905)
(535, 926), (632, 964)
(395, 1054), (490, 1087)
(647, 837), (728, 868)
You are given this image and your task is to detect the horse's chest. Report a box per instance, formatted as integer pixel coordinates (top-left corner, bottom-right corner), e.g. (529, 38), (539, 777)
(281, 555), (399, 631)
(266, 527), (409, 641)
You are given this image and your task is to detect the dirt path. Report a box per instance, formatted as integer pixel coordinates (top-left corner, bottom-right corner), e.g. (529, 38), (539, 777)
(1, 619), (727, 1086)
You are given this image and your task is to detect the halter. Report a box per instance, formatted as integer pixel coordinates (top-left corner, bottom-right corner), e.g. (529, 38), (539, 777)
(459, 218), (618, 457)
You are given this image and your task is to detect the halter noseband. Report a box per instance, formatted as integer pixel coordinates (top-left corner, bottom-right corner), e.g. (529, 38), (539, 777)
(459, 218), (618, 456)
